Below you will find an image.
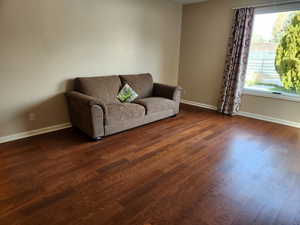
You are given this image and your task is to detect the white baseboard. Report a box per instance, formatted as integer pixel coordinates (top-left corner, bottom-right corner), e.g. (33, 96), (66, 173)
(0, 123), (72, 144)
(1, 99), (299, 144)
(237, 111), (300, 128)
(181, 100), (217, 111)
(181, 99), (300, 129)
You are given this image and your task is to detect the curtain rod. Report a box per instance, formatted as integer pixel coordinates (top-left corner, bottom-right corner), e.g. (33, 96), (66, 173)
(232, 0), (300, 9)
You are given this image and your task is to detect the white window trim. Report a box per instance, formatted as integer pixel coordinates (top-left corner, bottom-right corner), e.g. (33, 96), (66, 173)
(243, 88), (300, 103)
(255, 2), (300, 14)
(244, 3), (300, 103)
(232, 0), (300, 10)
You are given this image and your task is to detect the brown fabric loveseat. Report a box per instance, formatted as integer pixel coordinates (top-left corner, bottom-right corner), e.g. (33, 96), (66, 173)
(66, 73), (182, 140)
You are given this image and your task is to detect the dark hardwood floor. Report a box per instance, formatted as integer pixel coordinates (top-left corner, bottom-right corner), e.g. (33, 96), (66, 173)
(1, 104), (300, 225)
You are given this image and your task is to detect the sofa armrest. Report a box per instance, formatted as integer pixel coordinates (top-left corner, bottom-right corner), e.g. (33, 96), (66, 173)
(66, 91), (107, 112)
(153, 83), (183, 102)
(65, 91), (106, 139)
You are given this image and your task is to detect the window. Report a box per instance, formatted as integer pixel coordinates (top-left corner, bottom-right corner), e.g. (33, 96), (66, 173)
(244, 5), (300, 101)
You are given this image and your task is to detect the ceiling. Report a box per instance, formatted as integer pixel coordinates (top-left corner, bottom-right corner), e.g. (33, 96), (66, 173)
(174, 0), (208, 4)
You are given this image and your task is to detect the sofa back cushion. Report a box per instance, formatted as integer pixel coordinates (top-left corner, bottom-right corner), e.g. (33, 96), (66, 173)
(119, 73), (153, 99)
(74, 75), (121, 103)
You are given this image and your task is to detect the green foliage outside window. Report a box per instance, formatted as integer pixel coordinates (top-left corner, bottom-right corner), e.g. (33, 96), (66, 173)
(275, 12), (300, 93)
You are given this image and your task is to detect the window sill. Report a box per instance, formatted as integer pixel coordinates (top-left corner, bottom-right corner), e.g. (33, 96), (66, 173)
(243, 89), (300, 103)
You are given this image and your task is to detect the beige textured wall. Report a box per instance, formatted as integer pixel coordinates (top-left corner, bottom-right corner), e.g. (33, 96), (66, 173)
(179, 0), (300, 123)
(0, 0), (182, 137)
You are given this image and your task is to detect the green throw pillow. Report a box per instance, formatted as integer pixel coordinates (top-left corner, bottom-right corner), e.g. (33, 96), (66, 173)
(117, 84), (138, 102)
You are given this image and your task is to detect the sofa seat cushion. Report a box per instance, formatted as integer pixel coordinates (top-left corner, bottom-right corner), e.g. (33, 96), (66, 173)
(134, 97), (176, 115)
(105, 103), (146, 125)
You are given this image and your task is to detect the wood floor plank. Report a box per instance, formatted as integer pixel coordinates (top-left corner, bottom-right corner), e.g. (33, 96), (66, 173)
(0, 104), (300, 225)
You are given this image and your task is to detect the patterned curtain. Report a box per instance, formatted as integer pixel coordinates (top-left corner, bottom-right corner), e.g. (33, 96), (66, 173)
(218, 8), (255, 115)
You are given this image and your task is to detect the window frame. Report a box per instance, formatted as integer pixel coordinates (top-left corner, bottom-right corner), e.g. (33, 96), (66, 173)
(243, 88), (300, 103)
(243, 3), (300, 102)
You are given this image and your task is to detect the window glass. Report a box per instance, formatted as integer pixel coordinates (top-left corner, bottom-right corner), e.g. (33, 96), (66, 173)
(244, 10), (300, 97)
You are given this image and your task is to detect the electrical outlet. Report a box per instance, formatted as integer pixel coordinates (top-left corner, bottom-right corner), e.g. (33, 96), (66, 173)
(28, 113), (36, 121)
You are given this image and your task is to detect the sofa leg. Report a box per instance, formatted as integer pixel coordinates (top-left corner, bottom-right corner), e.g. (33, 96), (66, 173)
(171, 114), (177, 118)
(93, 136), (102, 141)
